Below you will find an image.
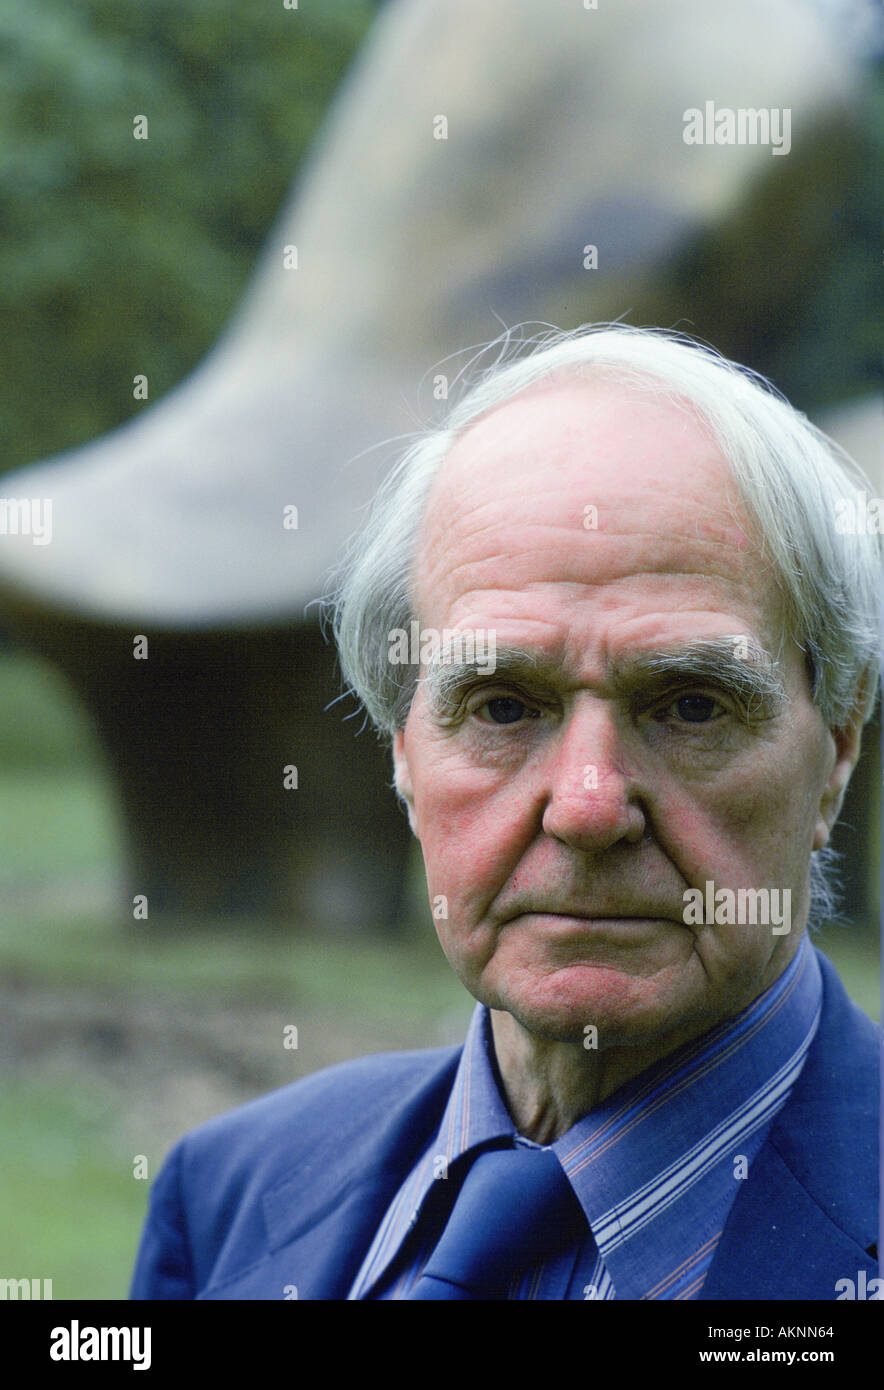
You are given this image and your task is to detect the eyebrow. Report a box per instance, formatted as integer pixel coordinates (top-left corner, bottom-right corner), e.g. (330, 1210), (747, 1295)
(610, 638), (788, 716)
(422, 636), (788, 723)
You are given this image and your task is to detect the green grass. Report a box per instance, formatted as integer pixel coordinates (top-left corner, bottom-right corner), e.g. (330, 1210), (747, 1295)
(0, 1081), (149, 1300)
(0, 906), (469, 1024)
(0, 767), (122, 876)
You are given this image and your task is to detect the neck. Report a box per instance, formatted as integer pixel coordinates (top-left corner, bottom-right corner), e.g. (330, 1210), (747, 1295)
(488, 1011), (664, 1142)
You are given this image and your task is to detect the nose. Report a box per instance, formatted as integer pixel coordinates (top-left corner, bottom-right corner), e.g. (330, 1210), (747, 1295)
(541, 697), (646, 852)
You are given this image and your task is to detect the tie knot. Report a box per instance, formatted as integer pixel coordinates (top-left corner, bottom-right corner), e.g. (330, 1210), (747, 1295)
(410, 1144), (587, 1299)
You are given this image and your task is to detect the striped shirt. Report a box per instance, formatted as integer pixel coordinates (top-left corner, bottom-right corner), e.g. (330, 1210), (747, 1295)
(349, 936), (822, 1300)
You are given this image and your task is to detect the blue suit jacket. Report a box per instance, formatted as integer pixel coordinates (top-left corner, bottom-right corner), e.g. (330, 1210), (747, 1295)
(130, 951), (879, 1300)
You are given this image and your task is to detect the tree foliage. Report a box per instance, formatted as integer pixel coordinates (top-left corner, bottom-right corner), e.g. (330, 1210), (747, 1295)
(0, 0), (373, 468)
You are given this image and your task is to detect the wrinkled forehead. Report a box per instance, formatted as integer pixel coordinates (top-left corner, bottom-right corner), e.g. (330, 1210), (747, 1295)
(411, 377), (794, 663)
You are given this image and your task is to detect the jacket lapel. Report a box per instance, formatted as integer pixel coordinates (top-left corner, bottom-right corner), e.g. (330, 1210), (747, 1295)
(699, 1139), (877, 1300)
(197, 1178), (404, 1299)
(701, 951), (878, 1300)
(197, 1048), (461, 1300)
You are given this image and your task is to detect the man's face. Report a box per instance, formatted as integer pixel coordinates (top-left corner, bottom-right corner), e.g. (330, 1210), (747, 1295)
(393, 378), (855, 1054)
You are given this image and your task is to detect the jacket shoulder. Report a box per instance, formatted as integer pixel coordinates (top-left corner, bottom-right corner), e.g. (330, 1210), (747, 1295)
(182, 1044), (460, 1167)
(130, 1044), (461, 1298)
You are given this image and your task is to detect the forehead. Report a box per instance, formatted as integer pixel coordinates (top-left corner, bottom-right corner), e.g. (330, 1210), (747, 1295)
(413, 377), (788, 661)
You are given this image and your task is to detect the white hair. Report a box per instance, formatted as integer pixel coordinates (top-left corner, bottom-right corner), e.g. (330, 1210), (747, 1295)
(327, 324), (883, 926)
(330, 323), (881, 734)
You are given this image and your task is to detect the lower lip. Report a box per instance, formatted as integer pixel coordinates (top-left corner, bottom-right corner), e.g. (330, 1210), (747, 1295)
(511, 914), (673, 935)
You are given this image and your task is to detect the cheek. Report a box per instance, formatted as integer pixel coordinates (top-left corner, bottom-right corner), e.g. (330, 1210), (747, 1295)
(408, 747), (533, 959)
(409, 717), (519, 842)
(661, 734), (826, 890)
(415, 766), (526, 901)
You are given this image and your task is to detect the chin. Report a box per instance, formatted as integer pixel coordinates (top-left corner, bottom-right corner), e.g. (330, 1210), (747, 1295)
(488, 964), (698, 1050)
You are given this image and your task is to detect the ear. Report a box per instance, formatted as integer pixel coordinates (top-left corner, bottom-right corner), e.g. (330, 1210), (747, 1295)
(392, 729), (418, 836)
(812, 692), (866, 850)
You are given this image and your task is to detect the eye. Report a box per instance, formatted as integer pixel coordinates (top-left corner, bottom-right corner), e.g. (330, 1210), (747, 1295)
(480, 696), (539, 725)
(665, 693), (723, 724)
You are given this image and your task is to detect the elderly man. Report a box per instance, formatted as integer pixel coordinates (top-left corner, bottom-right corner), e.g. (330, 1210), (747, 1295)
(130, 326), (880, 1301)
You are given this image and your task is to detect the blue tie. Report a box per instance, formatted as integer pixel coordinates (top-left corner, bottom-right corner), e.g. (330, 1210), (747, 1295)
(408, 1144), (587, 1300)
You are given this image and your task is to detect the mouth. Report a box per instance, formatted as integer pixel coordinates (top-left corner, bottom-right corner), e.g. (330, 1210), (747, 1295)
(504, 912), (680, 934)
(503, 904), (677, 922)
